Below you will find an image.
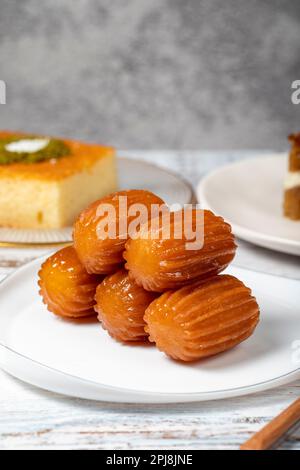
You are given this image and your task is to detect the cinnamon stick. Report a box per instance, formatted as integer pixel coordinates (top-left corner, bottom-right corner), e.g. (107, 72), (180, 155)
(240, 398), (300, 450)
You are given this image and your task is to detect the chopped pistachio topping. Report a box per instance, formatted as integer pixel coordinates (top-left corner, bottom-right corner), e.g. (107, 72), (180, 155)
(0, 135), (70, 164)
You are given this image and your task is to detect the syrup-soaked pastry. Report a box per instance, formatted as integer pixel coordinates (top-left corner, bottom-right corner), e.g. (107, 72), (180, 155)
(38, 246), (102, 318)
(73, 189), (165, 274)
(0, 130), (117, 229)
(95, 269), (157, 342)
(284, 133), (300, 220)
(144, 274), (260, 362)
(124, 209), (237, 291)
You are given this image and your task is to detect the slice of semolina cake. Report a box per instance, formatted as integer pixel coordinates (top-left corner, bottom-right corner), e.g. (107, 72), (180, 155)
(0, 131), (117, 229)
(284, 133), (300, 221)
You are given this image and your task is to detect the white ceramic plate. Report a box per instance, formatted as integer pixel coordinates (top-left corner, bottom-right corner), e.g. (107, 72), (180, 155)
(197, 154), (300, 256)
(0, 157), (193, 246)
(0, 256), (299, 403)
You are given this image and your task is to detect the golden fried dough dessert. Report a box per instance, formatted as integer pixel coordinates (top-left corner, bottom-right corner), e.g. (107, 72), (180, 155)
(144, 275), (260, 362)
(95, 269), (157, 342)
(38, 246), (102, 318)
(124, 209), (236, 291)
(73, 189), (165, 274)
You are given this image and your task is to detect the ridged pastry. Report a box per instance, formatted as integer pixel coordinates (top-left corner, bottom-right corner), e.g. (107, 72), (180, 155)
(95, 269), (157, 342)
(73, 189), (165, 274)
(144, 274), (260, 362)
(38, 246), (102, 318)
(124, 209), (237, 291)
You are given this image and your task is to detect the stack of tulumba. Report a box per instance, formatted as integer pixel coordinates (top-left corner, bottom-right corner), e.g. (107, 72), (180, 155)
(39, 189), (260, 362)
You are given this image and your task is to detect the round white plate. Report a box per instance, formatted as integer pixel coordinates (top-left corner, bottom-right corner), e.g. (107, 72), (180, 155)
(0, 157), (193, 246)
(197, 154), (300, 256)
(0, 257), (299, 403)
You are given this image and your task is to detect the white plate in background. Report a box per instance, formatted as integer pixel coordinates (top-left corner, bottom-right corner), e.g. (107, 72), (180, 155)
(197, 154), (300, 256)
(0, 158), (193, 246)
(0, 256), (299, 403)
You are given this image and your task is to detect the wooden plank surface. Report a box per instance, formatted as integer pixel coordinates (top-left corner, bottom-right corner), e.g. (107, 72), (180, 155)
(0, 151), (299, 450)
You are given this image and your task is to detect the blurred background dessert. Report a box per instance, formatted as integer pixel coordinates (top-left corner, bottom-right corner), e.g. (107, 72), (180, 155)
(284, 133), (300, 220)
(0, 131), (117, 229)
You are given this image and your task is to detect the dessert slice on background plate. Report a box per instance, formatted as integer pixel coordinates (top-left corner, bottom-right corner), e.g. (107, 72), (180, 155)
(0, 131), (117, 229)
(197, 153), (300, 256)
(0, 146), (193, 245)
(284, 133), (300, 220)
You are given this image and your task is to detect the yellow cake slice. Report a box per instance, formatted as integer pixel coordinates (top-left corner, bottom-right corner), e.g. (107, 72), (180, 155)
(0, 131), (118, 229)
(284, 133), (300, 221)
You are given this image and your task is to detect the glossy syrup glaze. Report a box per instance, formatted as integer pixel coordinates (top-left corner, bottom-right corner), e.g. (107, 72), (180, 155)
(124, 209), (237, 292)
(144, 274), (260, 362)
(38, 246), (103, 318)
(73, 189), (165, 275)
(288, 133), (300, 172)
(0, 130), (114, 180)
(95, 269), (158, 342)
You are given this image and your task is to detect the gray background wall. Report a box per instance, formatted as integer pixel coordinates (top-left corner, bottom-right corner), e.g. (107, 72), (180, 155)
(0, 0), (299, 150)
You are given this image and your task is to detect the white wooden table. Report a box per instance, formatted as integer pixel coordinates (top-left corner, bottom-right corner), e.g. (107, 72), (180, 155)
(0, 151), (299, 450)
